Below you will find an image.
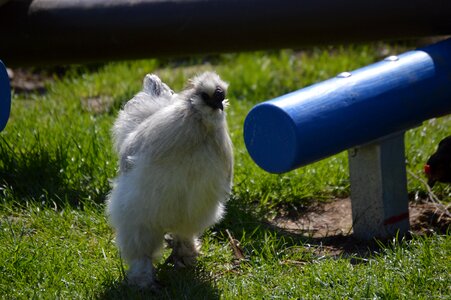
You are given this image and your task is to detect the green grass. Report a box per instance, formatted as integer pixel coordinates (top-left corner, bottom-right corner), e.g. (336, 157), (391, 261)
(1, 44), (450, 299)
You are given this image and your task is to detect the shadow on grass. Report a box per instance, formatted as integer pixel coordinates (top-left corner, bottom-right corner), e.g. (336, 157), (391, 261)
(0, 136), (109, 207)
(217, 196), (388, 265)
(98, 266), (220, 300)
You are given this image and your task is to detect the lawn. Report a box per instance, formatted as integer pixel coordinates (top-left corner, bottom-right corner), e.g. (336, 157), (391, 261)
(1, 44), (450, 299)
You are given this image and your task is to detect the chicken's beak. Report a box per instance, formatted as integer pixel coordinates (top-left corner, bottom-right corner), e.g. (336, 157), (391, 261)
(212, 87), (225, 110)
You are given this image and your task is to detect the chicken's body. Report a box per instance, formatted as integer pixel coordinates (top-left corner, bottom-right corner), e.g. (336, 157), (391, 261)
(107, 72), (233, 288)
(425, 135), (451, 187)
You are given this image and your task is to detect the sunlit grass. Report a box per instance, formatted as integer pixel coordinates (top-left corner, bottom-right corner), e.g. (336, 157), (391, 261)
(1, 44), (450, 298)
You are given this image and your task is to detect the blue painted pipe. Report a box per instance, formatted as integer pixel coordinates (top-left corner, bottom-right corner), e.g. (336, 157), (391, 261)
(0, 60), (11, 131)
(244, 38), (451, 174)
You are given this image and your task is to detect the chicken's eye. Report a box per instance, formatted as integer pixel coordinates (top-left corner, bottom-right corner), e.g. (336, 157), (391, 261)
(213, 88), (225, 101)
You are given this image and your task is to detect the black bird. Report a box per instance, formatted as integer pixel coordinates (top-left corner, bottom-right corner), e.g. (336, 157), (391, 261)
(424, 135), (451, 187)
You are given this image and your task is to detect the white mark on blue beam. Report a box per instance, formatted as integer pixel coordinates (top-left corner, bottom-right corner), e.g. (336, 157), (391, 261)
(384, 55), (399, 62)
(337, 72), (352, 78)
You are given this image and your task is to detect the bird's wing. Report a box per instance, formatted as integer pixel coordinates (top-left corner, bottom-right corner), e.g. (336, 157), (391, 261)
(142, 74), (174, 97)
(112, 74), (175, 153)
(123, 74), (174, 120)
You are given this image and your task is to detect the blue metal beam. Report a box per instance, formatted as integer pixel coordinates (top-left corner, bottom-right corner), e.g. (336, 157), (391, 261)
(244, 38), (451, 173)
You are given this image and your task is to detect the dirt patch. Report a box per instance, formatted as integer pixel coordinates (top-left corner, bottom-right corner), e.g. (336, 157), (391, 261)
(409, 201), (450, 234)
(273, 198), (353, 238)
(81, 95), (115, 114)
(270, 198), (450, 257)
(273, 198), (450, 238)
(7, 68), (55, 94)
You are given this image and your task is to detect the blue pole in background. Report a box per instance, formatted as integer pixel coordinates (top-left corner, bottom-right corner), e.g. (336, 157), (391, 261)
(244, 38), (451, 174)
(0, 60), (11, 131)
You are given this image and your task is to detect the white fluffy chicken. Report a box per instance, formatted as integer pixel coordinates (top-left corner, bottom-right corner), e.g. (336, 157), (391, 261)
(107, 72), (233, 289)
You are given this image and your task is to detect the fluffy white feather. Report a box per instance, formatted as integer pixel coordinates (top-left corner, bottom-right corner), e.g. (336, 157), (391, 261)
(107, 72), (233, 288)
